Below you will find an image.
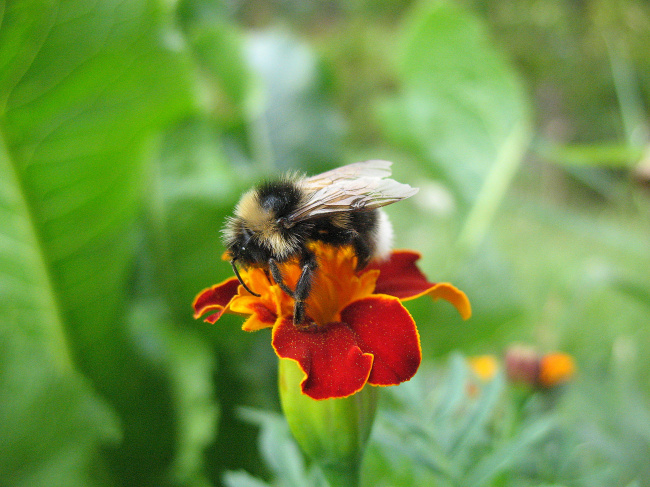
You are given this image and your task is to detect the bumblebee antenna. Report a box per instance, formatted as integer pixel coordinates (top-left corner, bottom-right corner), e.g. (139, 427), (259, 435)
(230, 258), (261, 297)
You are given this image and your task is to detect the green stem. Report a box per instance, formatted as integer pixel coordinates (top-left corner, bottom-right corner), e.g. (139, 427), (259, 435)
(456, 119), (532, 254)
(278, 359), (378, 487)
(605, 33), (649, 147)
(320, 461), (361, 487)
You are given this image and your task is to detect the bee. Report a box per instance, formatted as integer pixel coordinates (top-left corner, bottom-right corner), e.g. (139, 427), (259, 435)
(223, 160), (418, 327)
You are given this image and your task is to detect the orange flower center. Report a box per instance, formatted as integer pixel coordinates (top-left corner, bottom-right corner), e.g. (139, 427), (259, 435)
(235, 244), (380, 327)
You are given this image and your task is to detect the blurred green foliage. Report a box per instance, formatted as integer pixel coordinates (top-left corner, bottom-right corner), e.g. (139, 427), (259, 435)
(229, 354), (650, 486)
(1, 0), (649, 486)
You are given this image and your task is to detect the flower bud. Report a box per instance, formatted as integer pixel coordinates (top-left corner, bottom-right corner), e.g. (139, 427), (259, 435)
(505, 345), (539, 385)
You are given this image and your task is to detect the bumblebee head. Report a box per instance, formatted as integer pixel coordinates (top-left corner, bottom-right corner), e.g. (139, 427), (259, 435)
(224, 219), (268, 264)
(224, 184), (303, 261)
(222, 222), (264, 297)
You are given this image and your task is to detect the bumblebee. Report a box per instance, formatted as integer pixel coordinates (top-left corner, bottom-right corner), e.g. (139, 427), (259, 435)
(223, 160), (418, 326)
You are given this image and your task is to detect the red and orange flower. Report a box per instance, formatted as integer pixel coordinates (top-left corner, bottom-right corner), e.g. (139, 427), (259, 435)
(193, 244), (471, 400)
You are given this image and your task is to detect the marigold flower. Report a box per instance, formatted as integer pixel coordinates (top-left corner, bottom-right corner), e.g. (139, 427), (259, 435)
(505, 345), (577, 389)
(538, 352), (576, 387)
(193, 244), (471, 400)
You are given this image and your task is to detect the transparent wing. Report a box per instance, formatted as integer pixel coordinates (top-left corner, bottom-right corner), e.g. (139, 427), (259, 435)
(302, 160), (394, 190)
(289, 169), (418, 223)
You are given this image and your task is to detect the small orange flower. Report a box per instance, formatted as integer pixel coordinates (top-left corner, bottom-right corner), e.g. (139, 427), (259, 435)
(193, 244), (471, 400)
(539, 353), (576, 387)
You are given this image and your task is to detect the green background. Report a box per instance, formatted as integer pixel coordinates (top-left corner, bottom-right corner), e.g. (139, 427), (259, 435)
(1, 0), (649, 485)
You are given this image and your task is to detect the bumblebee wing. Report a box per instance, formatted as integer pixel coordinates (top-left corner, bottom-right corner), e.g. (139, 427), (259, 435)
(302, 160), (393, 190)
(288, 176), (418, 222)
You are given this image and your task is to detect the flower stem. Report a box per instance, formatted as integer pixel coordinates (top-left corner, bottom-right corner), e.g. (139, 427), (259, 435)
(278, 359), (378, 487)
(320, 461), (361, 487)
(456, 118), (532, 253)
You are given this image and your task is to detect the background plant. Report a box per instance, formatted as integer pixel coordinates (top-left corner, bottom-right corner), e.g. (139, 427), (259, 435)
(1, 0), (649, 486)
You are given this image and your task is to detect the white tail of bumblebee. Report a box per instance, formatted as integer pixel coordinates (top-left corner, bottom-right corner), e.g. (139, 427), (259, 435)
(372, 209), (394, 262)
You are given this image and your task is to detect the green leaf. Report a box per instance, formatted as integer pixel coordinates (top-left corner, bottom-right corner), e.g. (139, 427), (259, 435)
(463, 415), (556, 486)
(1, 0), (193, 369)
(0, 329), (120, 487)
(371, 356), (559, 485)
(189, 22), (251, 111)
(377, 2), (532, 250)
(434, 353), (471, 423)
(538, 141), (644, 168)
(374, 414), (460, 481)
(0, 0), (193, 484)
(148, 118), (240, 319)
(128, 301), (219, 487)
(610, 275), (650, 309)
(176, 0), (252, 125)
(238, 408), (308, 487)
(223, 470), (272, 487)
(223, 408), (332, 487)
(449, 369), (505, 457)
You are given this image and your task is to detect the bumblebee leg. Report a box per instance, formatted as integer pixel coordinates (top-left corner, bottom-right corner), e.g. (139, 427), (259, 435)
(269, 258), (295, 297)
(293, 252), (318, 327)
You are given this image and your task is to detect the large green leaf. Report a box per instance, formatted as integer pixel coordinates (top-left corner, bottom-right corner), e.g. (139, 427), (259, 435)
(127, 300), (219, 487)
(378, 2), (533, 249)
(0, 0), (193, 484)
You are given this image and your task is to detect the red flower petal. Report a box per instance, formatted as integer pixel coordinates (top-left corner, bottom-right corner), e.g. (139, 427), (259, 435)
(192, 277), (241, 323)
(369, 251), (472, 319)
(272, 317), (374, 400)
(341, 296), (421, 386)
(368, 250), (432, 299)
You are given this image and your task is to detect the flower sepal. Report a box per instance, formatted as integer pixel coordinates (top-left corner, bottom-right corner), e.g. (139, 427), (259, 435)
(279, 358), (378, 486)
